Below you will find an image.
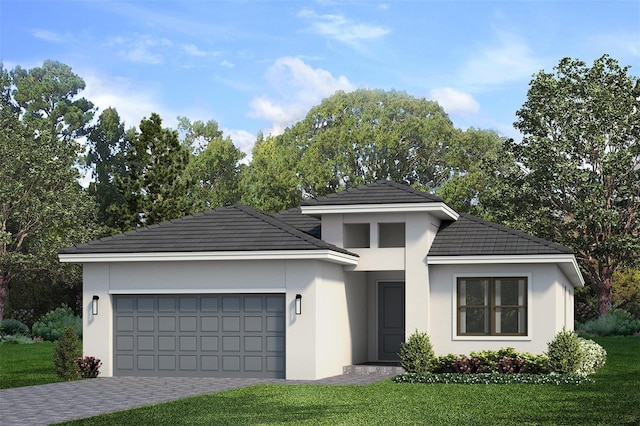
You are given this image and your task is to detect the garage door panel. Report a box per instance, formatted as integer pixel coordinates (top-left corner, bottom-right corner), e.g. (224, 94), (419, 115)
(114, 294), (285, 378)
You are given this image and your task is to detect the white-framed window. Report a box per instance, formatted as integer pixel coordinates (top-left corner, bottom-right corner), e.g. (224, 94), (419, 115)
(457, 277), (528, 336)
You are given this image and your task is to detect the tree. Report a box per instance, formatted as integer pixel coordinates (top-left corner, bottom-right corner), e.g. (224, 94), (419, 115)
(483, 55), (640, 316)
(178, 117), (244, 209)
(242, 89), (467, 210)
(86, 108), (129, 232)
(115, 113), (195, 229)
(0, 66), (98, 321)
(437, 128), (508, 215)
(240, 133), (301, 212)
(11, 60), (95, 146)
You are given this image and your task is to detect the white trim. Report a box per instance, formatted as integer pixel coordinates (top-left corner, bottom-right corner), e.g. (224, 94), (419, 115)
(108, 288), (285, 295)
(59, 249), (359, 266)
(300, 203), (459, 220)
(429, 254), (584, 288)
(451, 272), (533, 342)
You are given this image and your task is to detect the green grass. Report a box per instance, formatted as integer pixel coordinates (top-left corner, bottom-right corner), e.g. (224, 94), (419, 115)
(57, 337), (640, 425)
(0, 341), (62, 388)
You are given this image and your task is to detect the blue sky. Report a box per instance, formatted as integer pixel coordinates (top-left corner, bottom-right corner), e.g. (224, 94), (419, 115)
(2, 0), (639, 157)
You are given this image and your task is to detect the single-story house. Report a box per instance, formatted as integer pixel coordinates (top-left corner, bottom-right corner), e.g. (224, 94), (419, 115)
(59, 180), (583, 380)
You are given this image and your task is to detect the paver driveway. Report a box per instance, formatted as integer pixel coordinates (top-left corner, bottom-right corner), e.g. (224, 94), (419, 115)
(0, 374), (387, 425)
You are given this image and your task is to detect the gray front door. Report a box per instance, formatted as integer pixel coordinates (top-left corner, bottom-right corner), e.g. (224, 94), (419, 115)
(113, 294), (285, 378)
(378, 282), (405, 361)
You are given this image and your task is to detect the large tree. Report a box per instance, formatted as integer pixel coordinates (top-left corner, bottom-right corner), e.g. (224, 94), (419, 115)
(0, 66), (98, 321)
(240, 133), (301, 212)
(483, 55), (640, 316)
(115, 113), (195, 229)
(11, 60), (95, 146)
(178, 117), (245, 209)
(86, 107), (129, 232)
(241, 89), (505, 212)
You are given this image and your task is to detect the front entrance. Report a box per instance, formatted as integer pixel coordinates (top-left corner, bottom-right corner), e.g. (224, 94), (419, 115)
(378, 282), (405, 361)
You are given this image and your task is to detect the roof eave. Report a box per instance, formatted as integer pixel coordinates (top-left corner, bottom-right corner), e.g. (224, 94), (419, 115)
(428, 254), (585, 288)
(58, 249), (359, 266)
(300, 202), (459, 220)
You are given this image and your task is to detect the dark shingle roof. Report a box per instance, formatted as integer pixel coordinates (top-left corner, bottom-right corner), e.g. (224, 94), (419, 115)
(273, 207), (321, 238)
(429, 214), (574, 256)
(302, 180), (443, 206)
(59, 204), (351, 255)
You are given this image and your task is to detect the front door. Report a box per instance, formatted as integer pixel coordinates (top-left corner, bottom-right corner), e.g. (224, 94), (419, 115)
(378, 282), (405, 361)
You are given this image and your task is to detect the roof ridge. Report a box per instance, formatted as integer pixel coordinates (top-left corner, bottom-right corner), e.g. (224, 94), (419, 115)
(378, 180), (443, 202)
(232, 204), (352, 254)
(459, 213), (573, 254)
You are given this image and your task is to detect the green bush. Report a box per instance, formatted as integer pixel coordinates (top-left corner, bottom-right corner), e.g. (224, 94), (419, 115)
(577, 338), (607, 375)
(578, 308), (640, 337)
(32, 305), (82, 341)
(399, 330), (435, 374)
(1, 335), (34, 344)
(54, 327), (81, 380)
(519, 352), (550, 374)
(0, 318), (30, 337)
(432, 354), (459, 373)
(546, 328), (583, 374)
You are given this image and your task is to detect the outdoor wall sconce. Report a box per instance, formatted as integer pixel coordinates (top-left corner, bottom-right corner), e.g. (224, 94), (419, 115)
(295, 294), (302, 315)
(92, 295), (99, 315)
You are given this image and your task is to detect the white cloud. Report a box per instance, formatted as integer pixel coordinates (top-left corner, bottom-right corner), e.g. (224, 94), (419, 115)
(32, 30), (69, 43)
(108, 35), (172, 65)
(248, 57), (355, 135)
(224, 128), (257, 162)
(183, 44), (207, 57)
(298, 8), (390, 46)
(429, 88), (480, 115)
(460, 33), (541, 88)
(81, 72), (177, 130)
(220, 60), (234, 68)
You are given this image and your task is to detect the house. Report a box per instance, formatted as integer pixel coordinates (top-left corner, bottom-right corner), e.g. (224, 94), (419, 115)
(58, 180), (583, 380)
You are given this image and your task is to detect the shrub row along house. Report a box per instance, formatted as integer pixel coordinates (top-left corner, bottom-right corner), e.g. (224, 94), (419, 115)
(59, 181), (583, 380)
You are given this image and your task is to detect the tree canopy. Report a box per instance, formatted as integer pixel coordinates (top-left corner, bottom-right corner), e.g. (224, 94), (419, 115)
(0, 65), (98, 321)
(482, 55), (640, 316)
(114, 113), (195, 229)
(241, 89), (505, 212)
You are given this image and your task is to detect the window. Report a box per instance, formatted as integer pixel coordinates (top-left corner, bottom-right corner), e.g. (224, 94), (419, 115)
(378, 223), (405, 248)
(343, 224), (370, 248)
(457, 277), (527, 336)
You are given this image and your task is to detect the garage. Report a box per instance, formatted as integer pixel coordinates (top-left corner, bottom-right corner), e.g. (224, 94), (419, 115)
(113, 294), (285, 378)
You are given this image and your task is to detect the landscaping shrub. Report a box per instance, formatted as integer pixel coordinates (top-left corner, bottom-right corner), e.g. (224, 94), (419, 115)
(399, 330), (435, 374)
(32, 305), (82, 341)
(578, 308), (640, 337)
(1, 335), (34, 344)
(546, 328), (583, 374)
(519, 352), (550, 374)
(0, 318), (30, 337)
(496, 357), (527, 374)
(452, 356), (485, 374)
(53, 327), (82, 380)
(577, 338), (607, 375)
(75, 356), (102, 379)
(432, 354), (459, 373)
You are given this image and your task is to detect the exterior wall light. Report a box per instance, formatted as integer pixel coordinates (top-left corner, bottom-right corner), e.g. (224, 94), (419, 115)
(92, 295), (99, 315)
(295, 294), (302, 315)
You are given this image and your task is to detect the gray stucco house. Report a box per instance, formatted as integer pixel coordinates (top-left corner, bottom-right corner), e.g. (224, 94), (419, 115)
(59, 180), (583, 380)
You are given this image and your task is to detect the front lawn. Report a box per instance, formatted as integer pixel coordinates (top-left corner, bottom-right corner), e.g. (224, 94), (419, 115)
(58, 337), (640, 425)
(0, 341), (62, 389)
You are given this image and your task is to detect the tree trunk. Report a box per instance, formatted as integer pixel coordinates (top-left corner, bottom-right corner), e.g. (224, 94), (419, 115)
(596, 278), (613, 317)
(0, 271), (13, 323)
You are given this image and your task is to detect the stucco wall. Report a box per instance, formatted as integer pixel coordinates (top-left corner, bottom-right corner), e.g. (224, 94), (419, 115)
(81, 258), (356, 380)
(428, 263), (574, 355)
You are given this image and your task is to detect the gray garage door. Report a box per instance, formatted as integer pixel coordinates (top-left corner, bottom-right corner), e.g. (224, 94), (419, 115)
(113, 294), (285, 378)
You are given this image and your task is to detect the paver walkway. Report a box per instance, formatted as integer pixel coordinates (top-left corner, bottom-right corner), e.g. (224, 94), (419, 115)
(0, 374), (388, 425)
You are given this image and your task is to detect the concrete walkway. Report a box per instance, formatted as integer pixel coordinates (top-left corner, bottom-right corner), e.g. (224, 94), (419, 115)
(0, 374), (388, 425)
